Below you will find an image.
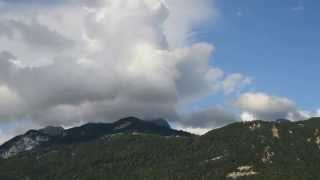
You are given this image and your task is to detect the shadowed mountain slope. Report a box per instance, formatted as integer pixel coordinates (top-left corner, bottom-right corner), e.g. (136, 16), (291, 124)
(1, 117), (320, 180)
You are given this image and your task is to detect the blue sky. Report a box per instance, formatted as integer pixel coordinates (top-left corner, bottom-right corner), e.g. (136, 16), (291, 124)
(195, 0), (320, 111)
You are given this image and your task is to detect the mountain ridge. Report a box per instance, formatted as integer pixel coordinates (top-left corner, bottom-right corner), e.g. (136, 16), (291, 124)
(1, 117), (320, 180)
(0, 117), (192, 159)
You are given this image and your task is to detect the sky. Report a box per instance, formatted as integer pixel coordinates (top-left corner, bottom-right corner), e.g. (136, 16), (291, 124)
(0, 0), (319, 143)
(203, 0), (320, 110)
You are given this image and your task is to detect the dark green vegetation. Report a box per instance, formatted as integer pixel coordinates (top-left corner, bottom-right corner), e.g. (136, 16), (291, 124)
(1, 117), (320, 180)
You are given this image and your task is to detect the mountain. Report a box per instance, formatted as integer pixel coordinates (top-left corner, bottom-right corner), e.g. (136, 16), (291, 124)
(0, 117), (320, 180)
(0, 117), (191, 159)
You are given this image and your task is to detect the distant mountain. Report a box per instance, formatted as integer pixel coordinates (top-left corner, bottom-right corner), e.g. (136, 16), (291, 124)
(1, 117), (320, 180)
(0, 117), (191, 159)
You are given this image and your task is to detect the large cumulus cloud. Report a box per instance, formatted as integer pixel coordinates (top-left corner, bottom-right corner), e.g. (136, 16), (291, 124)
(0, 0), (251, 142)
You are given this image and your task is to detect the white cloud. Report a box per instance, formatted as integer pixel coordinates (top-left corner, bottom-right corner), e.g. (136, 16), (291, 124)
(289, 109), (320, 120)
(235, 92), (295, 115)
(223, 73), (251, 95)
(0, 85), (25, 120)
(163, 0), (217, 47)
(235, 92), (318, 121)
(291, 6), (305, 12)
(240, 112), (256, 122)
(176, 126), (211, 135)
(0, 0), (250, 137)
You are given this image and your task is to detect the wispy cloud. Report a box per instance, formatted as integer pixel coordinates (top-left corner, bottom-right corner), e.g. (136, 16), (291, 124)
(291, 6), (305, 12)
(236, 11), (243, 17)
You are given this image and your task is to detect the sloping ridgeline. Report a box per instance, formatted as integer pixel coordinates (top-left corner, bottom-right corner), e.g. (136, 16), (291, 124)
(0, 117), (320, 180)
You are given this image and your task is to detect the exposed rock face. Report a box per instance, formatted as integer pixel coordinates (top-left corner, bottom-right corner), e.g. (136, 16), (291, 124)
(226, 165), (258, 179)
(0, 127), (63, 159)
(262, 146), (275, 164)
(0, 131), (50, 159)
(272, 125), (280, 139)
(247, 122), (262, 130)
